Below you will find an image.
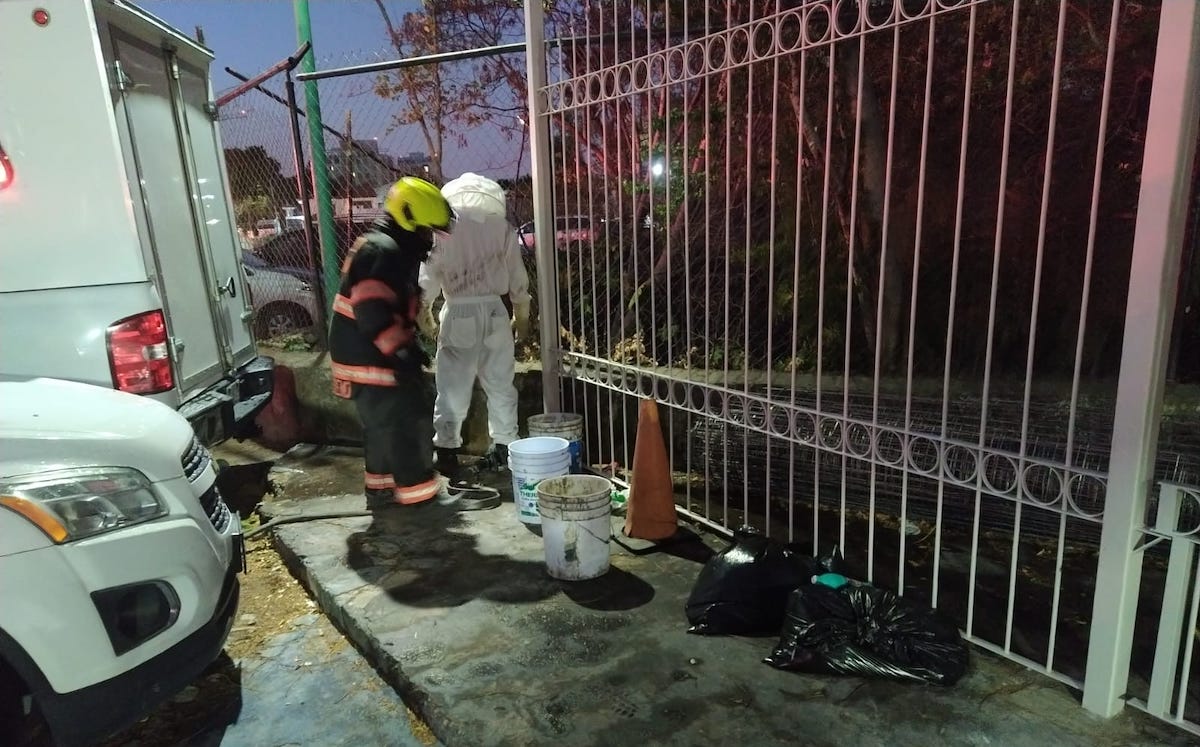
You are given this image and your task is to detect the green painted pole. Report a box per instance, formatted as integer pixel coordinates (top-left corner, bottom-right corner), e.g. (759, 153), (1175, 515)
(294, 0), (339, 312)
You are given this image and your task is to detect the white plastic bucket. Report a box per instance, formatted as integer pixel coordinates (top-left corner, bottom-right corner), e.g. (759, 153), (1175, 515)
(527, 413), (585, 473)
(507, 436), (571, 525)
(536, 475), (613, 581)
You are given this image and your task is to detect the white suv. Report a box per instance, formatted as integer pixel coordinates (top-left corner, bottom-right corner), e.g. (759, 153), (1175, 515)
(0, 377), (242, 746)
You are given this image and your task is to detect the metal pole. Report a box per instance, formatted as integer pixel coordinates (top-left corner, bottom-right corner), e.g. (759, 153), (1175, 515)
(525, 0), (560, 414)
(214, 42), (309, 108)
(222, 66), (396, 176)
(1082, 0), (1200, 718)
(292, 28), (720, 83)
(285, 71), (329, 339)
(294, 0), (339, 312)
(296, 41), (528, 82)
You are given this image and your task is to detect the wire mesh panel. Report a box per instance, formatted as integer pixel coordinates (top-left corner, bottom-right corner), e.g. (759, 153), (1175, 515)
(533, 0), (1200, 710)
(216, 26), (540, 358)
(308, 44), (539, 360)
(217, 80), (324, 344)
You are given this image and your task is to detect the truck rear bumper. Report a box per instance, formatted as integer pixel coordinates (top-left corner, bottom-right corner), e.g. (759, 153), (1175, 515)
(179, 356), (276, 445)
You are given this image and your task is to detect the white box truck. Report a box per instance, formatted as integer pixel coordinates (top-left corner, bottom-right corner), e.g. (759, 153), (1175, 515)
(0, 0), (274, 445)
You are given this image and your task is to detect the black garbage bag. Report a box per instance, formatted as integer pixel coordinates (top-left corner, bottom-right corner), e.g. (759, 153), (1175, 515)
(685, 527), (835, 636)
(763, 582), (969, 685)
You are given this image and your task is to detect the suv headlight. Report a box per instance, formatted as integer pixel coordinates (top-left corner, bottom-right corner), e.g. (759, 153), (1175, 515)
(0, 468), (167, 543)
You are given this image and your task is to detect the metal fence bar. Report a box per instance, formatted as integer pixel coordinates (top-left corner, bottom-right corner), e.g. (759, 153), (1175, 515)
(814, 24), (834, 556)
(765, 0), (782, 538)
(1048, 0), (1124, 674)
(1083, 0), (1200, 718)
(722, 0), (734, 530)
(1175, 548), (1200, 721)
(935, 4), (978, 611)
(969, 0), (1021, 642)
(841, 28), (864, 564)
(786, 39), (808, 545)
(867, 16), (902, 586)
(742, 2), (755, 527)
(525, 0), (561, 414)
(900, 13), (937, 596)
(703, 1), (714, 525)
(599, 1), (618, 477)
(1147, 486), (1195, 715)
(682, 0), (694, 519)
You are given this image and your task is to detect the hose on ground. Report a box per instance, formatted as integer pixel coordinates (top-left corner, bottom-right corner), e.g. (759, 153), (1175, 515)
(243, 484), (502, 539)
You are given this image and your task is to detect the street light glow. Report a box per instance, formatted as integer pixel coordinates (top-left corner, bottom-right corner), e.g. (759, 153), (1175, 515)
(651, 160), (665, 177)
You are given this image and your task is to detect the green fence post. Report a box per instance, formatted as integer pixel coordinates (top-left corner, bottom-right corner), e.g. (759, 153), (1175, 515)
(294, 0), (339, 312)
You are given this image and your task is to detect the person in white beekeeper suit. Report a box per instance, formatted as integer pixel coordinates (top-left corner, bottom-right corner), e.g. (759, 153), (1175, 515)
(418, 172), (531, 485)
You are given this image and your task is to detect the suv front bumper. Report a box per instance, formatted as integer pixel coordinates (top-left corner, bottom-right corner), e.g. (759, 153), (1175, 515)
(36, 560), (240, 747)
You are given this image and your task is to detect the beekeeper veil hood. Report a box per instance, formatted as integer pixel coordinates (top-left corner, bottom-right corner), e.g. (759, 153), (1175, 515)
(440, 172), (508, 220)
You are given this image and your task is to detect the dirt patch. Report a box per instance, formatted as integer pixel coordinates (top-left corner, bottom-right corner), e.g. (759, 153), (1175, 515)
(224, 534), (318, 660)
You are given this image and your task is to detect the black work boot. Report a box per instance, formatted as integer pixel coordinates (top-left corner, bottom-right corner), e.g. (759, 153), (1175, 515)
(478, 443), (510, 472)
(365, 488), (395, 510)
(435, 447), (462, 482)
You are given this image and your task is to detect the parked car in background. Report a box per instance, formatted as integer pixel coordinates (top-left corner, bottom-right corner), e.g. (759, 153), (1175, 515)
(516, 215), (594, 252)
(0, 0), (273, 447)
(241, 252), (320, 339)
(0, 376), (242, 747)
(251, 222), (371, 277)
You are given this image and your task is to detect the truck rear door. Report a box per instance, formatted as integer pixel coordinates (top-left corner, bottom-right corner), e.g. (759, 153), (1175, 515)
(105, 31), (227, 397)
(174, 59), (256, 369)
(97, 4), (255, 397)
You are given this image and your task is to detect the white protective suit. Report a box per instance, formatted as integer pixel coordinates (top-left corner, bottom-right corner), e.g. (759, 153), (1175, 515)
(419, 173), (531, 450)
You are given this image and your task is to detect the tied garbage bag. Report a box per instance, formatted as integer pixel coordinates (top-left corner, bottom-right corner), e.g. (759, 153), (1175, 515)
(685, 527), (835, 636)
(763, 582), (969, 685)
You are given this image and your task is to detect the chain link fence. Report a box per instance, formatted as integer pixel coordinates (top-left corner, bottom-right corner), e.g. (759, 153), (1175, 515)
(216, 42), (538, 357)
(309, 49), (538, 360)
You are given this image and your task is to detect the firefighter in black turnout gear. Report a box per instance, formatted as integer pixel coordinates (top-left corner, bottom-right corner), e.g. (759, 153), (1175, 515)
(328, 177), (499, 511)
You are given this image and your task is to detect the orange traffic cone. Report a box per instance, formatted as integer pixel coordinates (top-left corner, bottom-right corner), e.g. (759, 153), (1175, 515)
(624, 398), (678, 541)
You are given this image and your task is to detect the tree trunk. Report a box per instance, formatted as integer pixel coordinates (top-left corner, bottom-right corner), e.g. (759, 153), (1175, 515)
(836, 40), (903, 374)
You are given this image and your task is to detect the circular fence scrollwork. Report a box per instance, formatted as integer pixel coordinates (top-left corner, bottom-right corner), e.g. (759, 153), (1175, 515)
(819, 417), (843, 450)
(539, 0), (980, 114)
(874, 430), (905, 466)
(845, 422), (873, 458)
(562, 359), (1109, 523)
(1021, 463), (1065, 508)
(907, 436), (940, 475)
(942, 444), (978, 484)
(794, 412), (817, 444)
(1066, 473), (1107, 520)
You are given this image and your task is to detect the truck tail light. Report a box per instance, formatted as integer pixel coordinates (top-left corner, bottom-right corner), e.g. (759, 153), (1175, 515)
(106, 310), (174, 395)
(0, 146), (12, 191)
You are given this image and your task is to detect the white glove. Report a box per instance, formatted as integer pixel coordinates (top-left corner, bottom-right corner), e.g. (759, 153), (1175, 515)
(512, 301), (531, 344)
(417, 305), (438, 339)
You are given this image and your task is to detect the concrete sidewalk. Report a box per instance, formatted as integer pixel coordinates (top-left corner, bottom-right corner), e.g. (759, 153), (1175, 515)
(262, 474), (1187, 747)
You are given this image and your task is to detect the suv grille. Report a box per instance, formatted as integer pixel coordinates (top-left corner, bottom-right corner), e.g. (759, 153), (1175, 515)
(181, 436), (212, 483)
(181, 437), (229, 532)
(198, 484), (232, 533)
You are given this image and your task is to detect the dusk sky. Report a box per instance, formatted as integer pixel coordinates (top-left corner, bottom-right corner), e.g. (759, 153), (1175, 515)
(145, 0), (530, 181)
